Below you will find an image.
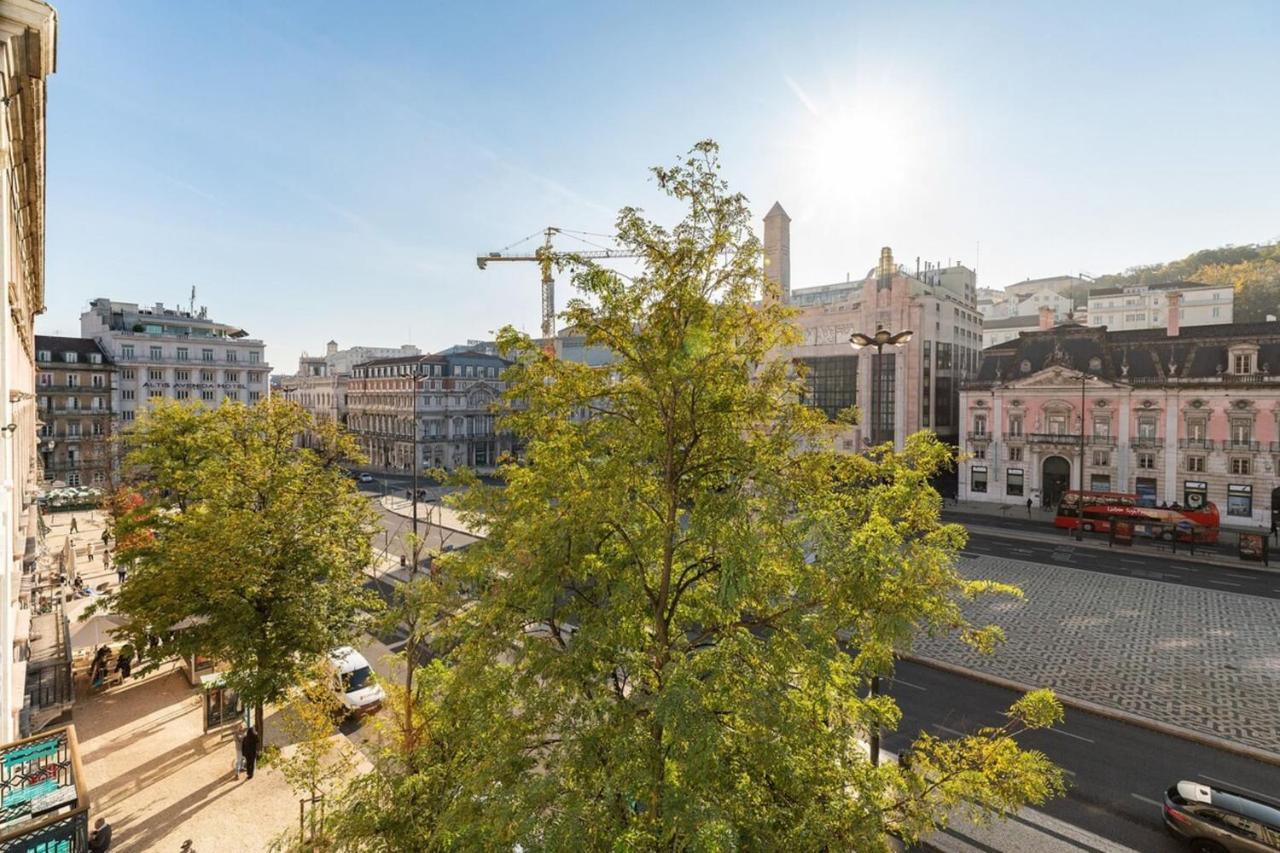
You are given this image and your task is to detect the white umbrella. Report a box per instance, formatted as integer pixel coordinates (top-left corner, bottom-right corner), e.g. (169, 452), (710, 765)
(69, 613), (126, 653)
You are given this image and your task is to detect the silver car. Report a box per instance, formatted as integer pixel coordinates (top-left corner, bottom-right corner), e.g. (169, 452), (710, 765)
(1164, 780), (1280, 852)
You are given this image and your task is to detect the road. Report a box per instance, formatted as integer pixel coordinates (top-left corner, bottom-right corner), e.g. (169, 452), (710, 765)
(887, 659), (1279, 852)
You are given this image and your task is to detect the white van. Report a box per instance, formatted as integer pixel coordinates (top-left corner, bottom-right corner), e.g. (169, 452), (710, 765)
(329, 646), (385, 715)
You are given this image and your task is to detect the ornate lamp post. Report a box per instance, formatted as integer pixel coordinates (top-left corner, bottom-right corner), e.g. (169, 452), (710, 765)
(847, 327), (912, 766)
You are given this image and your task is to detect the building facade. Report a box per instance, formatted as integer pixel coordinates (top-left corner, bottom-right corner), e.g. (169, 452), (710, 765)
(346, 351), (514, 473)
(81, 299), (271, 422)
(0, 0), (55, 743)
(767, 203), (983, 450)
(35, 337), (114, 488)
(959, 317), (1280, 530)
(1086, 281), (1232, 331)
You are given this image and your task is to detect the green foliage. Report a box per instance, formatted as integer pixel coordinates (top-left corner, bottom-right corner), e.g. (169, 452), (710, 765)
(101, 398), (379, 712)
(1093, 240), (1280, 322)
(321, 141), (1064, 850)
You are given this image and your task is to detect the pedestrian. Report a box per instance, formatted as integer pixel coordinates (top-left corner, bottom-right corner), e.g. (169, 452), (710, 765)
(116, 564), (126, 586)
(231, 722), (246, 779)
(69, 516), (78, 534)
(101, 528), (110, 548)
(1026, 497), (1032, 517)
(241, 725), (259, 780)
(180, 841), (195, 853)
(88, 817), (112, 852)
(117, 643), (134, 679)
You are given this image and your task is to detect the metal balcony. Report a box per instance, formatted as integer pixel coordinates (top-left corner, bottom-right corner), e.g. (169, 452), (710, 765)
(1226, 440), (1260, 451)
(1178, 438), (1215, 450)
(1028, 432), (1081, 445)
(1132, 435), (1162, 448)
(1088, 435), (1117, 448)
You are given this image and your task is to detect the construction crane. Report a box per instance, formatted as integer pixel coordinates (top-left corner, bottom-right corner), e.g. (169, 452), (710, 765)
(477, 226), (640, 339)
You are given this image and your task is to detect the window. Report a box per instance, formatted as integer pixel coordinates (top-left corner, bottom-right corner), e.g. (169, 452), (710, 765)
(1135, 477), (1158, 507)
(226, 349), (238, 363)
(148, 369), (163, 381)
(971, 466), (987, 493)
(1090, 474), (1111, 491)
(1009, 414), (1023, 436)
(121, 368), (135, 380)
(1227, 484), (1252, 517)
(973, 414), (987, 436)
(225, 371), (240, 383)
(177, 347), (189, 361)
(1047, 413), (1067, 434)
(1230, 457), (1251, 476)
(1138, 453), (1156, 469)
(1230, 421), (1252, 447)
(92, 421), (104, 436)
(1092, 416), (1109, 437)
(249, 391), (262, 403)
(121, 411), (134, 422)
(1186, 455), (1205, 472)
(1008, 446), (1023, 462)
(1006, 468), (1024, 496)
(37, 349), (50, 362)
(797, 356), (857, 421)
(249, 351), (260, 364)
(201, 390), (215, 402)
(67, 422), (81, 437)
(972, 446), (986, 460)
(121, 389), (135, 401)
(1137, 417), (1157, 441)
(176, 369), (190, 381)
(936, 342), (952, 370)
(150, 345), (163, 360)
(202, 349), (214, 362)
(921, 340), (931, 426)
(175, 390), (190, 400)
(870, 353), (896, 443)
(1233, 353), (1252, 374)
(201, 370), (215, 382)
(92, 375), (104, 388)
(121, 345), (135, 359)
(63, 351), (78, 363)
(67, 472), (81, 487)
(225, 391), (239, 402)
(67, 374), (79, 388)
(1187, 419), (1206, 441)
(1092, 450), (1109, 466)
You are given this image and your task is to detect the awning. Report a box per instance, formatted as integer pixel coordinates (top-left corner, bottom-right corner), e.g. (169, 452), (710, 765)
(68, 614), (126, 653)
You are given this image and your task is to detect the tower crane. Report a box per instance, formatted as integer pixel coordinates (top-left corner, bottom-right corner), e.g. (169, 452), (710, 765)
(477, 226), (640, 340)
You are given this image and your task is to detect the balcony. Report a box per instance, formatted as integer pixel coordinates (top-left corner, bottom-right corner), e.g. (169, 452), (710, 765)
(1226, 440), (1260, 452)
(1179, 438), (1215, 450)
(1029, 432), (1082, 445)
(1088, 435), (1117, 448)
(1132, 435), (1161, 448)
(1271, 442), (1280, 453)
(967, 432), (991, 443)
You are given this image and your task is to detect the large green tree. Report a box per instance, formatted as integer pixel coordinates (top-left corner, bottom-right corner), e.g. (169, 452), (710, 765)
(324, 142), (1064, 851)
(103, 398), (378, 726)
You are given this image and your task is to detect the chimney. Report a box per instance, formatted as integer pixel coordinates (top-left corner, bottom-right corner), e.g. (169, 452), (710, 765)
(1166, 291), (1181, 337)
(326, 340), (338, 356)
(762, 202), (791, 304)
(1038, 306), (1054, 331)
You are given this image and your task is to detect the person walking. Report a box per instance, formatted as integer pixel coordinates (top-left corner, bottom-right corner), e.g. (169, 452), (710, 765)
(241, 725), (259, 780)
(101, 528), (110, 548)
(1026, 497), (1033, 517)
(69, 516), (78, 534)
(88, 817), (112, 852)
(231, 722), (246, 779)
(116, 562), (126, 586)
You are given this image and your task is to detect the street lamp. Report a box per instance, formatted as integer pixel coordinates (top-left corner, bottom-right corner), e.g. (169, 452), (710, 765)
(847, 327), (912, 766)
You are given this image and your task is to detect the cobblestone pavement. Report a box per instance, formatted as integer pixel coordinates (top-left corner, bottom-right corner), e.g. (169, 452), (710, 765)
(911, 555), (1280, 753)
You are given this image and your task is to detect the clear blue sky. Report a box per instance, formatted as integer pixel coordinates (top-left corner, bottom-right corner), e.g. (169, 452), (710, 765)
(39, 1), (1280, 369)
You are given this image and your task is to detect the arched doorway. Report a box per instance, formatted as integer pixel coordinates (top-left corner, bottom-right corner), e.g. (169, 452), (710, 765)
(1271, 486), (1280, 532)
(1042, 456), (1071, 509)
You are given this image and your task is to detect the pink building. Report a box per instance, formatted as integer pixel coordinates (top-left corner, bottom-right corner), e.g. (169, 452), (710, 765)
(959, 306), (1280, 529)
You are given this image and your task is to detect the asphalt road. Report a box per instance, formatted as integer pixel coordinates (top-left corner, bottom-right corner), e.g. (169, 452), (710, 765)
(961, 526), (1280, 599)
(887, 659), (1280, 852)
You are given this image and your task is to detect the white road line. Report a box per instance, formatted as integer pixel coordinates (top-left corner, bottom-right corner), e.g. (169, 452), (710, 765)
(1208, 580), (1243, 587)
(889, 677), (926, 691)
(932, 723), (967, 737)
(1045, 727), (1095, 744)
(1130, 793), (1161, 808)
(1199, 774), (1275, 802)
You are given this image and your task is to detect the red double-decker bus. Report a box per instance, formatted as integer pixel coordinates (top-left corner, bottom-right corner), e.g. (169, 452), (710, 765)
(1054, 490), (1220, 543)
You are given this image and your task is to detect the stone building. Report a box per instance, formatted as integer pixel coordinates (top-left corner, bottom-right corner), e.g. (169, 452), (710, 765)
(1085, 280), (1232, 331)
(768, 202), (984, 450)
(80, 299), (270, 422)
(35, 337), (115, 488)
(346, 350), (514, 473)
(959, 314), (1280, 529)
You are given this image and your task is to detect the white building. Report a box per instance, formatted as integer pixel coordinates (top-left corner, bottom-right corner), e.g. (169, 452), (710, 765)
(277, 341), (418, 445)
(1004, 274), (1089, 301)
(0, 0), (56, 742)
(81, 299), (271, 423)
(1086, 281), (1232, 331)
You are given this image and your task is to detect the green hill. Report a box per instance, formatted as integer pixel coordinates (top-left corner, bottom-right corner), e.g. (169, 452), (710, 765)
(1092, 240), (1280, 322)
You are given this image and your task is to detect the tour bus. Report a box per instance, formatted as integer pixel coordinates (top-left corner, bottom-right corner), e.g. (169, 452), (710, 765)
(1054, 490), (1220, 544)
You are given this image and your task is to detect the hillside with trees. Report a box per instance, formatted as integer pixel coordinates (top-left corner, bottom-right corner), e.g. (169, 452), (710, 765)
(1092, 240), (1280, 322)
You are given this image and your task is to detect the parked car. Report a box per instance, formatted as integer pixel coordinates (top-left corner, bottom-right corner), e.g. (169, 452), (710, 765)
(329, 646), (385, 716)
(1164, 779), (1280, 852)
(357, 473), (374, 484)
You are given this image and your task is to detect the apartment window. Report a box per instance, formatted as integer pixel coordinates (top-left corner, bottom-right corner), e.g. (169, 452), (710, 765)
(1006, 468), (1024, 496)
(1008, 414), (1023, 436)
(92, 374), (104, 388)
(121, 345), (135, 359)
(121, 368), (135, 380)
(175, 390), (190, 400)
(1137, 417), (1157, 440)
(1233, 353), (1252, 375)
(202, 349), (214, 362)
(971, 466), (987, 493)
(797, 355), (857, 421)
(63, 351), (78, 363)
(1187, 419), (1206, 442)
(121, 389), (135, 401)
(121, 411), (134, 422)
(1230, 421), (1252, 447)
(1047, 413), (1067, 435)
(177, 347), (189, 361)
(201, 390), (215, 402)
(1092, 416), (1109, 438)
(148, 369), (164, 381)
(1092, 450), (1109, 466)
(37, 349), (50, 362)
(921, 340), (931, 426)
(201, 370), (215, 382)
(1186, 455), (1205, 472)
(1090, 474), (1111, 491)
(1008, 446), (1023, 462)
(1212, 307), (1221, 318)
(176, 369), (190, 381)
(67, 374), (79, 388)
(1138, 453), (1156, 469)
(1230, 457), (1251, 476)
(973, 414), (987, 436)
(226, 350), (239, 363)
(67, 423), (81, 437)
(225, 391), (239, 402)
(249, 351), (260, 364)
(249, 372), (262, 384)
(92, 397), (104, 410)
(1227, 484), (1252, 517)
(870, 353), (896, 443)
(226, 371), (240, 383)
(67, 472), (81, 487)
(150, 345), (163, 360)
(92, 421), (104, 436)
(249, 391), (262, 403)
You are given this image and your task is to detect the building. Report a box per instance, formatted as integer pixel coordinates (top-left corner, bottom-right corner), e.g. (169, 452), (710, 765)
(35, 337), (115, 488)
(0, 0), (56, 745)
(80, 299), (271, 422)
(346, 350), (514, 473)
(1003, 274), (1090, 301)
(1086, 280), (1232, 331)
(767, 203), (983, 450)
(316, 340), (419, 375)
(958, 311), (1280, 530)
(276, 341), (418, 445)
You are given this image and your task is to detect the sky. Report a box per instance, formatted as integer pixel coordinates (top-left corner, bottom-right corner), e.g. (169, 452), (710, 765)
(38, 1), (1280, 370)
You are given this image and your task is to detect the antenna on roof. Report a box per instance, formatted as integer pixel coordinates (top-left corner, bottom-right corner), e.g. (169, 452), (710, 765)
(189, 285), (196, 315)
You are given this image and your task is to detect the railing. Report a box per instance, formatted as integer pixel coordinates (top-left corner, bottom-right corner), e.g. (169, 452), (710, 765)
(114, 353), (268, 369)
(1179, 438), (1215, 450)
(1271, 442), (1280, 453)
(1029, 432), (1081, 444)
(1129, 373), (1280, 385)
(1132, 435), (1161, 448)
(1088, 436), (1117, 448)
(35, 384), (111, 392)
(1225, 440), (1260, 451)
(967, 432), (990, 442)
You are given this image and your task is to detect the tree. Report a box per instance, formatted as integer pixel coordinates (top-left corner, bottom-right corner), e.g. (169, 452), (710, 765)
(102, 398), (379, 729)
(323, 141), (1064, 850)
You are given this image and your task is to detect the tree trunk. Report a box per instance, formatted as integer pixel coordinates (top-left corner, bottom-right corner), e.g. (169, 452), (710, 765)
(255, 700), (265, 734)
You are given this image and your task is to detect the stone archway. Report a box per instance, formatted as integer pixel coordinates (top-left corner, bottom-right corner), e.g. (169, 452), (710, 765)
(1042, 456), (1071, 509)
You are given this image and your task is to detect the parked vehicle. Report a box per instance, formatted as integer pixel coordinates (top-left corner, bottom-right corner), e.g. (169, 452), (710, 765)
(357, 473), (374, 484)
(329, 646), (385, 715)
(1163, 779), (1280, 851)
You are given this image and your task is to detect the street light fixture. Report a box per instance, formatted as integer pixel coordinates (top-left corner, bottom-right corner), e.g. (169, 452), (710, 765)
(847, 327), (913, 767)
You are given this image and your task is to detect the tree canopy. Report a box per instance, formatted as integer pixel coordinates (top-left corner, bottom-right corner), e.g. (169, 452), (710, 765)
(101, 398), (378, 716)
(322, 141), (1064, 851)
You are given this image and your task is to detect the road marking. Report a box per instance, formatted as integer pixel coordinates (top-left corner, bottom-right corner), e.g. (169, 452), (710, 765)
(1207, 579), (1243, 587)
(1130, 793), (1161, 808)
(889, 677), (926, 691)
(1199, 774), (1275, 802)
(932, 723), (967, 737)
(1045, 727), (1095, 743)
(1118, 559), (1144, 566)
